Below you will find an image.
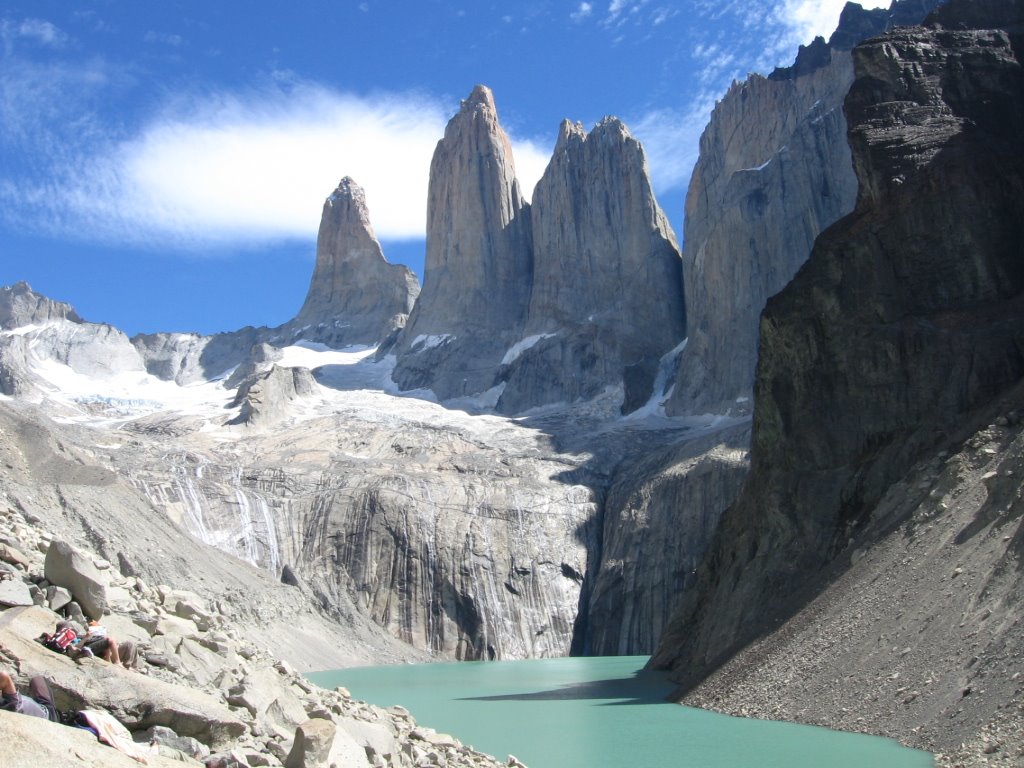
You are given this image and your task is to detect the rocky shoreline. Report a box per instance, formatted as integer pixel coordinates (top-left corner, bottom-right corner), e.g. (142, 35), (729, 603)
(0, 483), (516, 767)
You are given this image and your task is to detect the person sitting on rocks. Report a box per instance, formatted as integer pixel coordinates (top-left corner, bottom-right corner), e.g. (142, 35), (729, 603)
(0, 669), (59, 722)
(81, 619), (123, 666)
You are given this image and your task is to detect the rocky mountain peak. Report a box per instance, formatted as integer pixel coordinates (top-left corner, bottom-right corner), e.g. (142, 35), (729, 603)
(496, 115), (684, 414)
(554, 118), (586, 151)
(389, 88), (683, 413)
(293, 176), (419, 348)
(464, 83), (496, 111)
(388, 84), (533, 399)
(325, 176), (369, 223)
(0, 281), (83, 330)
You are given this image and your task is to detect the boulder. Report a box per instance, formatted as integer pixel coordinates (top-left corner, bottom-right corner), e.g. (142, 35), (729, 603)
(285, 718), (338, 768)
(226, 666), (309, 740)
(0, 579), (33, 608)
(43, 540), (108, 620)
(0, 541), (30, 568)
(44, 585), (72, 612)
(135, 725), (212, 760)
(337, 717), (398, 764)
(0, 710), (192, 768)
(155, 614), (200, 639)
(177, 636), (232, 687)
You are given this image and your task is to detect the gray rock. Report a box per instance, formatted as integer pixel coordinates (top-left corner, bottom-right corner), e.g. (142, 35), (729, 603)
(227, 667), (309, 740)
(0, 541), (30, 568)
(666, 0), (942, 416)
(585, 423), (750, 654)
(136, 725), (212, 760)
(337, 717), (398, 764)
(45, 585), (72, 612)
(43, 540), (108, 620)
(497, 117), (685, 414)
(667, 49), (858, 416)
(0, 709), (194, 768)
(0, 281), (82, 329)
(0, 579), (33, 608)
(228, 366), (319, 428)
(132, 328), (264, 386)
(285, 718), (337, 768)
(292, 177), (419, 347)
(390, 84), (533, 399)
(653, 0), (1024, 692)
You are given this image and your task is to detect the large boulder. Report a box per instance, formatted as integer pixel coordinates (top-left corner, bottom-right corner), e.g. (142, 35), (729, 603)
(43, 540), (108, 620)
(0, 579), (32, 608)
(0, 710), (192, 768)
(285, 718), (338, 768)
(226, 666), (309, 740)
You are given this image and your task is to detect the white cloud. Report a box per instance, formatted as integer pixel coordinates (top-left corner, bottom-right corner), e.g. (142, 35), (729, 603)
(15, 18), (67, 47)
(1, 77), (551, 248)
(510, 138), (551, 202)
(628, 92), (718, 194)
(777, 0), (889, 47)
(570, 3), (593, 22)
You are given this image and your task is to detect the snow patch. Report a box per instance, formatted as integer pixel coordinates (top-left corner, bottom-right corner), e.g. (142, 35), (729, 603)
(410, 334), (453, 352)
(501, 334), (556, 366)
(0, 321), (63, 337)
(621, 338), (688, 421)
(276, 343), (376, 370)
(738, 157), (773, 173)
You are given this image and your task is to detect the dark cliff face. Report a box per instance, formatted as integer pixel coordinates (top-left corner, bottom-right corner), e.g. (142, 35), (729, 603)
(667, 0), (943, 417)
(651, 0), (1024, 685)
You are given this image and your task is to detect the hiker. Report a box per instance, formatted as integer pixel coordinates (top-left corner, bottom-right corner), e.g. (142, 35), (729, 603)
(81, 619), (123, 666)
(0, 669), (59, 722)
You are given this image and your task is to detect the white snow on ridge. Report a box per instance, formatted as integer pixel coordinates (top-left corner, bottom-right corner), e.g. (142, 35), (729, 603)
(276, 343), (376, 370)
(410, 334), (453, 352)
(501, 334), (556, 365)
(31, 356), (234, 423)
(0, 321), (63, 337)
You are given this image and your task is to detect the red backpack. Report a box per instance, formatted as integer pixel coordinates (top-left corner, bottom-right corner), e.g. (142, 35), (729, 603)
(43, 626), (78, 653)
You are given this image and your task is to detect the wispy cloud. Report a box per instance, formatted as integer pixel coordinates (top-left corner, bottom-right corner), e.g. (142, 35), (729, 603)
(628, 89), (718, 195)
(776, 0), (889, 49)
(570, 3), (593, 23)
(3, 18), (68, 48)
(0, 67), (550, 248)
(143, 30), (184, 46)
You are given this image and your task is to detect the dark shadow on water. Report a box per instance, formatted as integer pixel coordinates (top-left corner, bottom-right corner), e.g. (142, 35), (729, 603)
(456, 669), (676, 706)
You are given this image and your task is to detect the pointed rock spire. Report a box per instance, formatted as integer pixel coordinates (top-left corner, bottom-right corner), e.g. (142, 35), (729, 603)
(295, 177), (419, 346)
(495, 116), (685, 414)
(389, 84), (533, 398)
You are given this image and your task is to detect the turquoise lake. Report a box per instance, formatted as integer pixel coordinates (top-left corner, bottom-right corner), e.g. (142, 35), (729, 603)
(308, 656), (935, 768)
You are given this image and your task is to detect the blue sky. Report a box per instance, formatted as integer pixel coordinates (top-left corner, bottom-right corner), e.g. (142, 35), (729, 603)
(1, 1), (883, 336)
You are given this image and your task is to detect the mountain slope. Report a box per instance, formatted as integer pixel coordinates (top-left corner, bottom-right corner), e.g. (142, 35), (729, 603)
(651, 1), (1024, 761)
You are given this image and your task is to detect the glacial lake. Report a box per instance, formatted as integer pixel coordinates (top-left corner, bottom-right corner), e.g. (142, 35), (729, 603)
(308, 656), (935, 768)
